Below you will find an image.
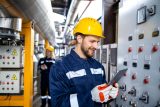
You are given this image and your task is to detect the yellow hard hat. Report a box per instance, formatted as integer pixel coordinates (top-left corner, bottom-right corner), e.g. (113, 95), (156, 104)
(46, 46), (54, 52)
(45, 39), (54, 52)
(73, 17), (105, 38)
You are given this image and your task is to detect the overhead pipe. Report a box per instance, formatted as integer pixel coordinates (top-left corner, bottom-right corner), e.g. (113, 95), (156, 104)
(62, 0), (93, 38)
(61, 0), (80, 37)
(7, 0), (56, 45)
(67, 1), (92, 36)
(0, 0), (26, 20)
(0, 5), (10, 17)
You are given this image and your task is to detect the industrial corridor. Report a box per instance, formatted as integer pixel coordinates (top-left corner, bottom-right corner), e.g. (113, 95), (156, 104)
(0, 0), (160, 107)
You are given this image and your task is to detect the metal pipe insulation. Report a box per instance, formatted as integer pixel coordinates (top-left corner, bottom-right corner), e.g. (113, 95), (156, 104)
(8, 0), (56, 45)
(61, 0), (80, 37)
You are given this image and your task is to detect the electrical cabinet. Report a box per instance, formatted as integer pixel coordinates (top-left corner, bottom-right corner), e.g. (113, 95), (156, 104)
(0, 46), (22, 94)
(0, 71), (21, 94)
(113, 0), (160, 106)
(0, 46), (23, 68)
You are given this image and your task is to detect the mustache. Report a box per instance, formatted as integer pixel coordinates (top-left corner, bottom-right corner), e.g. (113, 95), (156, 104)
(89, 47), (96, 51)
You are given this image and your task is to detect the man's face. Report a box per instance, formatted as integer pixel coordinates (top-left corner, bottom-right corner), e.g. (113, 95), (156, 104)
(80, 35), (100, 58)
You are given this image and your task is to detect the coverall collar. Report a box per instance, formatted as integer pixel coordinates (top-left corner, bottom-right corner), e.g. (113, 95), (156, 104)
(70, 48), (92, 62)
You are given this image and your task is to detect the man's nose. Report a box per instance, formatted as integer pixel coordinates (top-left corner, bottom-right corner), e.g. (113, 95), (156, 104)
(93, 42), (99, 49)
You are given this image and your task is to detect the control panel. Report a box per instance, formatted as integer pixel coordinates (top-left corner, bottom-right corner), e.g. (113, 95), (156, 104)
(112, 0), (160, 106)
(0, 71), (21, 94)
(0, 46), (22, 68)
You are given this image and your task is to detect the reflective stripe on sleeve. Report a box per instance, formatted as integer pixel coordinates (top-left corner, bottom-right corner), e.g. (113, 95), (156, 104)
(70, 94), (79, 107)
(90, 68), (104, 75)
(48, 96), (51, 99)
(66, 69), (86, 79)
(41, 96), (48, 99)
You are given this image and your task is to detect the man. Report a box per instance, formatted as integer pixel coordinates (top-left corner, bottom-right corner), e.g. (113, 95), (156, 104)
(38, 45), (55, 107)
(49, 17), (118, 107)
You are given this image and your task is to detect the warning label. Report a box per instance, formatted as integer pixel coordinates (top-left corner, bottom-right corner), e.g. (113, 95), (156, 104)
(11, 74), (17, 80)
(11, 49), (18, 56)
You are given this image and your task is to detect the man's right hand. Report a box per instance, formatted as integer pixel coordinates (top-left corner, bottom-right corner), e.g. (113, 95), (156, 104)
(109, 83), (119, 99)
(91, 83), (113, 103)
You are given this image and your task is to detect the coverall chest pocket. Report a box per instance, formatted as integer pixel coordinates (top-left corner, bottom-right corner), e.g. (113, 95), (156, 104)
(93, 74), (103, 85)
(69, 69), (89, 92)
(90, 68), (104, 85)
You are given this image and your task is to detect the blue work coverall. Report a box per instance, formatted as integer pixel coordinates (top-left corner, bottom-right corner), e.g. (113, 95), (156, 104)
(49, 49), (106, 107)
(38, 57), (55, 107)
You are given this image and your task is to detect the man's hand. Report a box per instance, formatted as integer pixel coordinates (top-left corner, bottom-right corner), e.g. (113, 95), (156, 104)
(91, 84), (113, 103)
(109, 83), (119, 99)
(41, 64), (47, 70)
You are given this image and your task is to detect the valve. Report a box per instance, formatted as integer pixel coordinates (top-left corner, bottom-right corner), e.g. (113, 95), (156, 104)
(119, 84), (126, 91)
(128, 87), (136, 96)
(139, 96), (147, 101)
(155, 101), (160, 107)
(130, 100), (137, 107)
(139, 92), (149, 104)
(121, 94), (127, 101)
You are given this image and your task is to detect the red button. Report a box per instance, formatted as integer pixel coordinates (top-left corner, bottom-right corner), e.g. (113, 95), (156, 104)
(152, 45), (158, 52)
(138, 47), (143, 53)
(132, 74), (136, 80)
(128, 47), (132, 53)
(144, 78), (149, 84)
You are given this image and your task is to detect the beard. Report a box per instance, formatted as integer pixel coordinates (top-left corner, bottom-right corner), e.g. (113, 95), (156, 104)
(81, 44), (96, 58)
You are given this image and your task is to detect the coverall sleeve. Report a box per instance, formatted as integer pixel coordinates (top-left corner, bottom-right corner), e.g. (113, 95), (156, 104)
(49, 61), (76, 107)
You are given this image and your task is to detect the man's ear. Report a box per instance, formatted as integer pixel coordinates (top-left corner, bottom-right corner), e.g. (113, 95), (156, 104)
(76, 35), (83, 44)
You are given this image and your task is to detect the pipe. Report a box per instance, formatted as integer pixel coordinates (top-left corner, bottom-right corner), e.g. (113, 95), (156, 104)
(0, 0), (26, 20)
(7, 0), (56, 45)
(0, 5), (10, 17)
(61, 0), (80, 37)
(77, 1), (92, 22)
(63, 1), (92, 37)
(62, 0), (93, 38)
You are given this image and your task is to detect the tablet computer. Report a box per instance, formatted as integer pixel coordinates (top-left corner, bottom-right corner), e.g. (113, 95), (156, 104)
(108, 68), (128, 85)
